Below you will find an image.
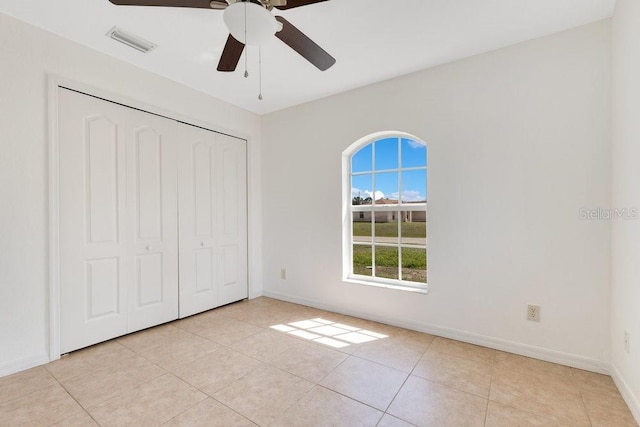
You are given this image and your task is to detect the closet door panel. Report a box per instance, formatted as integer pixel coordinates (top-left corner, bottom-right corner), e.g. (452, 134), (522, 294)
(195, 248), (214, 292)
(178, 126), (218, 318)
(59, 89), (128, 353)
(135, 128), (163, 240)
(86, 258), (120, 319)
(127, 114), (179, 332)
(136, 253), (163, 306)
(194, 142), (214, 238)
(85, 116), (120, 244)
(217, 134), (248, 306)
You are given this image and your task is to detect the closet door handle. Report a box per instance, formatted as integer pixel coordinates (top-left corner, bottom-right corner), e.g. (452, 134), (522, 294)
(200, 241), (205, 247)
(145, 245), (151, 251)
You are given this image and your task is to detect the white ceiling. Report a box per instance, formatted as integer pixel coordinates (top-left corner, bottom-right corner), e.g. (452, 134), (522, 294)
(0, 0), (615, 114)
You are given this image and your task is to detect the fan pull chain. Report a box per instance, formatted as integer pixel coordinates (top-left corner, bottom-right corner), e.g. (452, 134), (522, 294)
(243, 0), (249, 78)
(258, 46), (263, 100)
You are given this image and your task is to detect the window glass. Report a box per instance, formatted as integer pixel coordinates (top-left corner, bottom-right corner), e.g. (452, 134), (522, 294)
(401, 247), (427, 283)
(401, 138), (426, 168)
(352, 144), (372, 173)
(374, 138), (399, 171)
(352, 216), (371, 244)
(374, 172), (398, 204)
(401, 170), (427, 203)
(353, 245), (372, 277)
(373, 216), (398, 246)
(401, 216), (426, 245)
(351, 174), (373, 206)
(375, 246), (399, 280)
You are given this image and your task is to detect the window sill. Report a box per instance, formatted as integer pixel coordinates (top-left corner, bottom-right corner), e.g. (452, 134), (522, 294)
(344, 276), (428, 294)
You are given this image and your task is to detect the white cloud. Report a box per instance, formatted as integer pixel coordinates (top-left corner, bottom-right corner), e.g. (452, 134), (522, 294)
(405, 139), (425, 149)
(351, 187), (384, 200)
(389, 191), (425, 202)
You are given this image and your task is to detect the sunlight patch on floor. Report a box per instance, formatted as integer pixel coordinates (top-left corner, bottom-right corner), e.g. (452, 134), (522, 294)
(270, 317), (388, 348)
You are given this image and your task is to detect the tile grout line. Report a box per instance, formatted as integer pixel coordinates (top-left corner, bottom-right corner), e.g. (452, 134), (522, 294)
(221, 312), (436, 423)
(164, 307), (269, 425)
(208, 395), (260, 426)
(157, 374), (211, 426)
(255, 340), (420, 422)
(0, 369), (58, 408)
(578, 387), (596, 427)
(203, 357), (266, 398)
(483, 352), (497, 426)
(382, 372), (411, 417)
(262, 345), (346, 385)
(488, 356), (591, 425)
(46, 369), (103, 426)
(207, 363), (313, 425)
(311, 351), (353, 384)
(262, 375), (318, 425)
(44, 342), (170, 414)
(378, 333), (433, 422)
(316, 383), (387, 415)
(347, 353), (414, 375)
(380, 339), (430, 418)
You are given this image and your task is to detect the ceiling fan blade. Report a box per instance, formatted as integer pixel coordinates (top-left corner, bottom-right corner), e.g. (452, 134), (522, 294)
(108, 0), (224, 9)
(274, 16), (335, 71)
(217, 34), (245, 72)
(274, 0), (328, 10)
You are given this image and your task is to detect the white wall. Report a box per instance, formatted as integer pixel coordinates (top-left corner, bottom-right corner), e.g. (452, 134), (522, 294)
(611, 0), (640, 421)
(262, 20), (612, 370)
(0, 12), (262, 375)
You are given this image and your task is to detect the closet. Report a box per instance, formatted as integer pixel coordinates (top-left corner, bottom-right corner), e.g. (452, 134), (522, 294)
(57, 88), (247, 353)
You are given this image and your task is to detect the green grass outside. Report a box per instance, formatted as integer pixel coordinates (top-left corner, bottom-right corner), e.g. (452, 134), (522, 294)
(353, 245), (427, 282)
(353, 222), (426, 238)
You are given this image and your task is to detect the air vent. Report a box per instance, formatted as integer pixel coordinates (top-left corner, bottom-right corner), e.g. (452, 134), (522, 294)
(106, 27), (157, 53)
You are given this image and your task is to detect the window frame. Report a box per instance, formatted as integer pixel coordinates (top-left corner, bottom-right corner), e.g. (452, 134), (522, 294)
(342, 132), (428, 293)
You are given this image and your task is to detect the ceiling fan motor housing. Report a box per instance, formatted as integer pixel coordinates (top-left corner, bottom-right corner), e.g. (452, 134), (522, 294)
(223, 1), (279, 45)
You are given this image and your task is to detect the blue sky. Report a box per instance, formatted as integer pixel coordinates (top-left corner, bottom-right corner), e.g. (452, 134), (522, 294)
(351, 138), (427, 202)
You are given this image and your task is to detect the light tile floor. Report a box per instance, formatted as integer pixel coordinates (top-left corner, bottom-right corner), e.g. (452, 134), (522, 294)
(0, 297), (637, 426)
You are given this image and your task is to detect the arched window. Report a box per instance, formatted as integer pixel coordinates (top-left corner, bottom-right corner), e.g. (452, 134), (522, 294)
(343, 132), (428, 291)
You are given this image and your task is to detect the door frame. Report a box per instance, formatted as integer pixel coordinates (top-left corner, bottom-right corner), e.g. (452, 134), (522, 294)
(47, 75), (251, 361)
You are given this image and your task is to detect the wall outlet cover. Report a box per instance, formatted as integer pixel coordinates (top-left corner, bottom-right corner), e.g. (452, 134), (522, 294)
(527, 304), (541, 322)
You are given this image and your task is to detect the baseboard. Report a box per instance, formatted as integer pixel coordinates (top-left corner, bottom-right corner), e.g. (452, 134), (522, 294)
(611, 364), (640, 424)
(0, 353), (50, 378)
(262, 289), (609, 374)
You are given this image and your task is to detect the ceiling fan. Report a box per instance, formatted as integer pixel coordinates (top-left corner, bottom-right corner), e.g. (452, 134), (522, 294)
(107, 0), (336, 72)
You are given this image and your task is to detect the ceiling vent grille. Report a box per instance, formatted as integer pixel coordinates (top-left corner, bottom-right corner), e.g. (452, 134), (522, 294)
(106, 27), (157, 53)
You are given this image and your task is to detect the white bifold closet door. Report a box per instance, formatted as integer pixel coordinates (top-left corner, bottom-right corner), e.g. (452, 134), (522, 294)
(58, 89), (179, 353)
(178, 126), (248, 318)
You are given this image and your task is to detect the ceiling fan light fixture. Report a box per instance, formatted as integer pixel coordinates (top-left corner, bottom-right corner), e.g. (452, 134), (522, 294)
(223, 1), (278, 45)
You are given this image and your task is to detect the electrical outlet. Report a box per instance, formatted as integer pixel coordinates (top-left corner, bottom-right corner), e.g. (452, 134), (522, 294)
(624, 331), (630, 353)
(527, 305), (541, 322)
(280, 268), (287, 280)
